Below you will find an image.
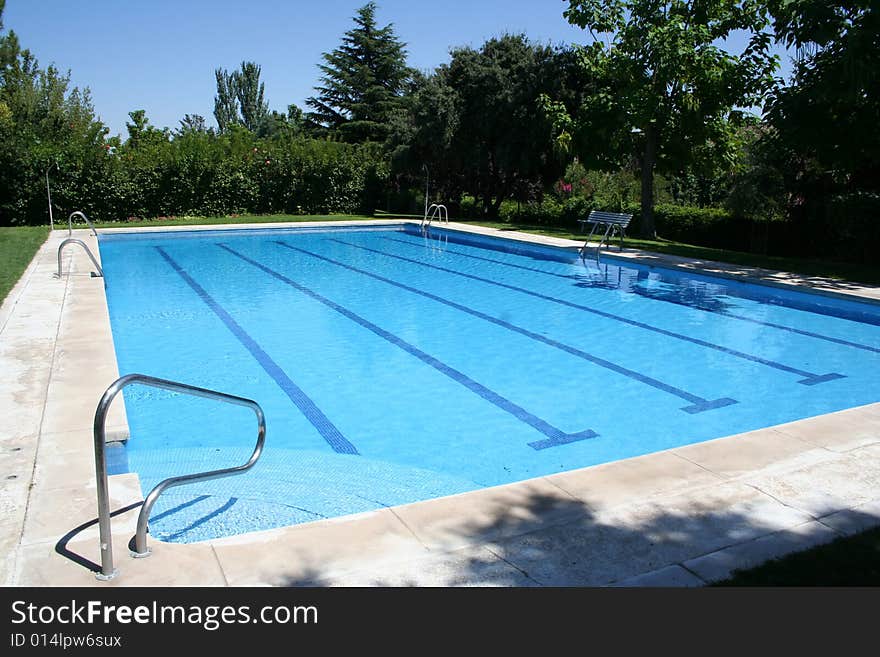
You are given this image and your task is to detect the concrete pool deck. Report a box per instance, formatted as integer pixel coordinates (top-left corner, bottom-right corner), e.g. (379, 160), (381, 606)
(1, 220), (879, 587)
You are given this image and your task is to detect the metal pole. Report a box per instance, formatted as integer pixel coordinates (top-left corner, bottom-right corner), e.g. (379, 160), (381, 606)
(45, 164), (55, 231)
(92, 380), (121, 580)
(423, 164), (429, 220)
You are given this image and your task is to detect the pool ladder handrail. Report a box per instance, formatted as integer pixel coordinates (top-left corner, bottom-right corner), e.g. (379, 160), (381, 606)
(56, 238), (104, 278)
(68, 210), (98, 237)
(92, 374), (266, 580)
(421, 203), (448, 231)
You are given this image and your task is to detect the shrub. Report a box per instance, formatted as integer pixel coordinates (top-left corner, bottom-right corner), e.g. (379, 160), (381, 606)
(2, 135), (390, 225)
(458, 195), (479, 219)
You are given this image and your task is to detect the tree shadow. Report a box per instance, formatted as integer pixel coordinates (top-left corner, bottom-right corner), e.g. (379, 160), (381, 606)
(276, 490), (879, 588)
(620, 251), (878, 292)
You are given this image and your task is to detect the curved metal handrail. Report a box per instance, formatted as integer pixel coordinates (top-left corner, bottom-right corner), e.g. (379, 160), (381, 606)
(56, 238), (104, 278)
(92, 374), (266, 580)
(421, 203), (449, 230)
(68, 210), (98, 236)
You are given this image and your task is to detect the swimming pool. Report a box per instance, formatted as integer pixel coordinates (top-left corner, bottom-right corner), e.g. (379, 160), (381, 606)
(98, 224), (880, 543)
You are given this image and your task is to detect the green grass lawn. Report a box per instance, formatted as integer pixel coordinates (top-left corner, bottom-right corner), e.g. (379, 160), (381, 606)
(0, 225), (49, 305)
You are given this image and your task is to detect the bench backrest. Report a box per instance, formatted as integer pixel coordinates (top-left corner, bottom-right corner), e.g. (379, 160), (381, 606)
(588, 210), (632, 227)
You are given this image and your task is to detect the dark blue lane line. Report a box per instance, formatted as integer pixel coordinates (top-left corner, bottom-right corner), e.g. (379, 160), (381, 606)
(632, 283), (880, 356)
(275, 240), (735, 413)
(719, 311), (880, 355)
(389, 233), (879, 356)
(155, 247), (359, 456)
(216, 243), (598, 451)
(329, 239), (845, 387)
(384, 235), (576, 280)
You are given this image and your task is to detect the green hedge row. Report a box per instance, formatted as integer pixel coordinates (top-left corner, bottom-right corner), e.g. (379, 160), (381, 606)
(460, 195), (879, 263)
(2, 136), (390, 226)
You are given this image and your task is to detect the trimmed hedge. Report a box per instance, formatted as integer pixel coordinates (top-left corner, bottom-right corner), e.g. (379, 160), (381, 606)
(1, 136), (390, 226)
(461, 195), (879, 264)
(631, 204), (766, 252)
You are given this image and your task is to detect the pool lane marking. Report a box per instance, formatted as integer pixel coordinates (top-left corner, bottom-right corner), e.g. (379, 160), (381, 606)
(388, 233), (879, 356)
(275, 240), (736, 414)
(713, 310), (879, 355)
(216, 243), (598, 450)
(330, 238), (845, 387)
(385, 235), (578, 280)
(154, 246), (360, 456)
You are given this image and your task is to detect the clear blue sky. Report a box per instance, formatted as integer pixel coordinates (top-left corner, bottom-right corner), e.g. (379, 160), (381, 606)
(4, 0), (790, 137)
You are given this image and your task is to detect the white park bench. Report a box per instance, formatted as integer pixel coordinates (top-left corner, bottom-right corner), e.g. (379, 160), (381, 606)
(577, 210), (633, 256)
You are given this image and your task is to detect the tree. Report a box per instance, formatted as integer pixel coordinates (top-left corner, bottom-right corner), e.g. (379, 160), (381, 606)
(306, 2), (411, 142)
(560, 1), (778, 237)
(764, 1), (878, 192)
(176, 113), (208, 136)
(724, 122), (786, 223)
(213, 67), (239, 133)
(234, 61), (268, 133)
(124, 109), (168, 149)
(0, 0), (108, 224)
(393, 35), (570, 217)
(214, 61), (269, 134)
(258, 103), (305, 140)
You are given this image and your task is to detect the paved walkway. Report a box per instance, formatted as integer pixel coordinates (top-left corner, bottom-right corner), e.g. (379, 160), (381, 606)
(1, 222), (879, 586)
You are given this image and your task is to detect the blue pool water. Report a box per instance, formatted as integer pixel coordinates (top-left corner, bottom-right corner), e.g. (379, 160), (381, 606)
(99, 225), (880, 543)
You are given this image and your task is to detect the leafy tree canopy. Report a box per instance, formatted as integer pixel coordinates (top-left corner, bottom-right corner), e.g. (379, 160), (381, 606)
(0, 0), (108, 224)
(395, 34), (570, 217)
(213, 61), (269, 134)
(235, 61), (269, 133)
(213, 67), (239, 133)
(176, 113), (209, 137)
(764, 1), (878, 191)
(558, 0), (778, 236)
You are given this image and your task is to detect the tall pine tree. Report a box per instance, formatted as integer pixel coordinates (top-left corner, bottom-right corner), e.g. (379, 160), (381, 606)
(306, 2), (411, 142)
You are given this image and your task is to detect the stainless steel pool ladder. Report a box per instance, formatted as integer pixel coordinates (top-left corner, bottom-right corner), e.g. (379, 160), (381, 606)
(92, 374), (266, 580)
(56, 238), (104, 278)
(421, 203), (448, 231)
(68, 210), (98, 236)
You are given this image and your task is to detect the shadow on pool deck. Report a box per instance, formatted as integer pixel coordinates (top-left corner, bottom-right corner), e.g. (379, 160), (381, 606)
(53, 501), (144, 574)
(272, 488), (877, 587)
